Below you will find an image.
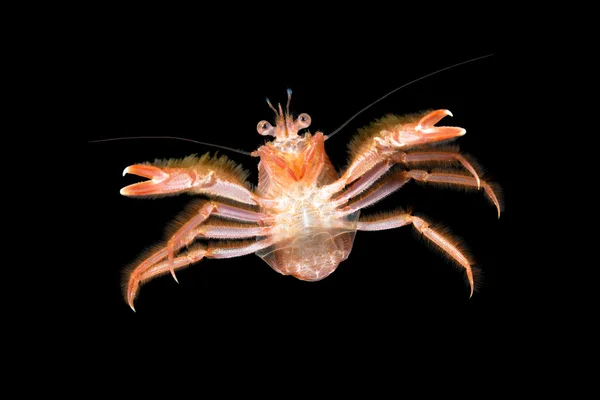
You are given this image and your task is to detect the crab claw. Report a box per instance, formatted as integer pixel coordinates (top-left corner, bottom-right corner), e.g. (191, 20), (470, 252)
(121, 164), (211, 197)
(375, 109), (467, 151)
(414, 109), (466, 139)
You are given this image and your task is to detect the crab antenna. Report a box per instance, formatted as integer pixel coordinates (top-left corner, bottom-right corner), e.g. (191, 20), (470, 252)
(286, 88), (292, 115)
(87, 136), (253, 156)
(266, 97), (278, 115)
(326, 53), (494, 140)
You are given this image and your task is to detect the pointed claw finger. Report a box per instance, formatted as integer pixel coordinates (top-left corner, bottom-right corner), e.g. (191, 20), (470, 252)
(122, 164), (169, 180)
(127, 278), (139, 312)
(421, 126), (466, 136)
(466, 267), (474, 298)
(418, 109), (453, 128)
(167, 243), (179, 283)
(482, 182), (502, 219)
(468, 171), (481, 190)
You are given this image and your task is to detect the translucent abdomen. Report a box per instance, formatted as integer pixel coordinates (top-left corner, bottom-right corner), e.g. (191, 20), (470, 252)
(255, 211), (360, 281)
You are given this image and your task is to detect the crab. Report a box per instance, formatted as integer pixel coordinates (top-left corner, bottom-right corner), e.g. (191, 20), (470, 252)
(120, 90), (501, 311)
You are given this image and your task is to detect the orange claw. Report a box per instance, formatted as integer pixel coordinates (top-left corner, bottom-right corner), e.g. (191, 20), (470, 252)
(414, 109), (466, 139)
(373, 109), (466, 151)
(120, 164), (203, 197)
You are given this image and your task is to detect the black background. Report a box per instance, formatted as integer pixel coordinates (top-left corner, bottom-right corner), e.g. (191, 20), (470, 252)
(87, 18), (516, 363)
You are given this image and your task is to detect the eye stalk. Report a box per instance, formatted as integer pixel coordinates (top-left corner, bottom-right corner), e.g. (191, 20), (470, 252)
(295, 113), (311, 129)
(258, 90), (312, 141)
(257, 120), (274, 136)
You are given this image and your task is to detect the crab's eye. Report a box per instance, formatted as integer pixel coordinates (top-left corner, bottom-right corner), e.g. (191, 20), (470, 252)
(296, 113), (311, 129)
(257, 120), (274, 136)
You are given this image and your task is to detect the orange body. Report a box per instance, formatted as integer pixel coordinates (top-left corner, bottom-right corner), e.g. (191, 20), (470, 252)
(120, 90), (502, 311)
(254, 132), (359, 281)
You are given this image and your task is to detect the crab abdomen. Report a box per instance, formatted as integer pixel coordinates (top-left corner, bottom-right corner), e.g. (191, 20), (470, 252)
(256, 210), (360, 281)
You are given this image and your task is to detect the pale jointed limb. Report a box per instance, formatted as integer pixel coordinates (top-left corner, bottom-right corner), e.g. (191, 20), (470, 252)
(126, 201), (269, 288)
(404, 170), (502, 217)
(403, 150), (481, 188)
(123, 200), (273, 309)
(336, 168), (501, 217)
(332, 148), (484, 211)
(357, 211), (475, 297)
(160, 200), (272, 282)
(337, 170), (410, 216)
(330, 161), (394, 207)
(126, 238), (274, 311)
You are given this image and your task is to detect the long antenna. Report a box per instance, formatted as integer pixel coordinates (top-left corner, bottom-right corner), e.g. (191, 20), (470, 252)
(326, 54), (494, 140)
(88, 136), (253, 156)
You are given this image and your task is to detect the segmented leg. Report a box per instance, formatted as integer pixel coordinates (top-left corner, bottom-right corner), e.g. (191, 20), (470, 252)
(126, 238), (274, 311)
(357, 211), (475, 297)
(336, 168), (501, 217)
(193, 223), (273, 239)
(405, 170), (502, 217)
(333, 149), (481, 207)
(331, 161), (393, 207)
(403, 151), (481, 188)
(123, 217), (272, 308)
(337, 170), (410, 215)
(166, 201), (214, 282)
(163, 200), (272, 282)
(213, 203), (274, 224)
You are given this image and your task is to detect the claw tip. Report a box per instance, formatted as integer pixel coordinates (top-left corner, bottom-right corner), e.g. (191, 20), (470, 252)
(128, 299), (136, 312)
